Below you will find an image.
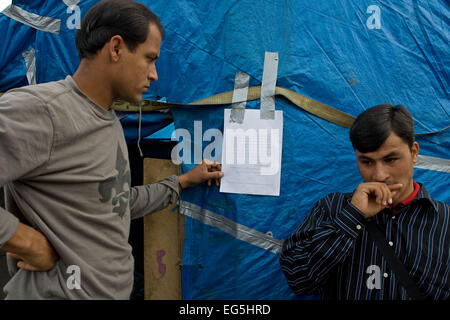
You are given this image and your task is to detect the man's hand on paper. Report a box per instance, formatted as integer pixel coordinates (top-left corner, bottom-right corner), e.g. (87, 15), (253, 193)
(178, 159), (224, 190)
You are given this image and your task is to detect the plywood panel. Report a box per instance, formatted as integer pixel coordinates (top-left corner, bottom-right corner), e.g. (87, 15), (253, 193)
(143, 158), (184, 300)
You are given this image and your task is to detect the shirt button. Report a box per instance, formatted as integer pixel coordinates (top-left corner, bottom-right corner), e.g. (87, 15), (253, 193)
(356, 225), (362, 230)
(384, 273), (389, 278)
(389, 241), (394, 246)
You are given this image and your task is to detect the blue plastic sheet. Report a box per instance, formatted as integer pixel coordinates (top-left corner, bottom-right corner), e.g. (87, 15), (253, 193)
(117, 112), (172, 143)
(0, 0), (448, 299)
(0, 15), (34, 90)
(151, 0), (449, 299)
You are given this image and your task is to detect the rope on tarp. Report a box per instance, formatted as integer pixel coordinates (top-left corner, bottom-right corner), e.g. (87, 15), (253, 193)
(111, 86), (356, 128)
(2, 88), (448, 135)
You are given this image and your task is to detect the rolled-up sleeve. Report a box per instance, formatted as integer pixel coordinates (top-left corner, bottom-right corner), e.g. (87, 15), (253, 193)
(129, 175), (180, 220)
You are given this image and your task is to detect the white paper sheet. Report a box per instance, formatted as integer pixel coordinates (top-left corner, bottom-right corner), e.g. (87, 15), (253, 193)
(220, 109), (283, 196)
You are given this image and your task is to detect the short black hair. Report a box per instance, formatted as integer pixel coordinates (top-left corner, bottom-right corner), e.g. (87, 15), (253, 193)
(349, 104), (415, 153)
(75, 0), (165, 60)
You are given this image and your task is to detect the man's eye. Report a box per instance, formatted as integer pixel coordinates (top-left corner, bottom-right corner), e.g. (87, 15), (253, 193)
(385, 158), (398, 163)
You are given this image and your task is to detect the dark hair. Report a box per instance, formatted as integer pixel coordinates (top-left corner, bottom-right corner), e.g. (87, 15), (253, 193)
(349, 104), (415, 153)
(75, 0), (164, 60)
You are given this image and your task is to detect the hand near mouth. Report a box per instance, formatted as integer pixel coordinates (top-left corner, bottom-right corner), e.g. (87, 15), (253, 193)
(351, 182), (403, 218)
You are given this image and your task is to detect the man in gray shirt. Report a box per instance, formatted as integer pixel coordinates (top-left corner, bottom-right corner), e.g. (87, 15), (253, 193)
(0, 0), (223, 299)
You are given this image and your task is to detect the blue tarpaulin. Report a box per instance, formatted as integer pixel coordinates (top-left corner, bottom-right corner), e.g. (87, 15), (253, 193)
(0, 0), (448, 299)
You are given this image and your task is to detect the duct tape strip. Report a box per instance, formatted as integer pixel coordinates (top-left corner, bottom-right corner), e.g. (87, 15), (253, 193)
(62, 0), (80, 6)
(179, 200), (284, 254)
(230, 72), (250, 123)
(22, 47), (36, 85)
(415, 155), (450, 173)
(2, 4), (61, 34)
(260, 52), (279, 120)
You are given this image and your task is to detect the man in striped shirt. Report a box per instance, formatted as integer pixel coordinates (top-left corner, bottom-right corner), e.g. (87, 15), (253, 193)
(280, 104), (449, 300)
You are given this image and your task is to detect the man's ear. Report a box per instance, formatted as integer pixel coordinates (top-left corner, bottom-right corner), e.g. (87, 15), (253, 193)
(108, 35), (123, 62)
(411, 141), (419, 163)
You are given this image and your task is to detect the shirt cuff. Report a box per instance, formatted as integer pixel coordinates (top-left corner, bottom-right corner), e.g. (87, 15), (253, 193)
(335, 200), (368, 239)
(0, 208), (20, 248)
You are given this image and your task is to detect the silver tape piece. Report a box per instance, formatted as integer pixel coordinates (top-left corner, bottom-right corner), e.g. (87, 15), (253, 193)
(416, 155), (450, 173)
(179, 201), (283, 254)
(2, 4), (61, 34)
(230, 72), (250, 124)
(22, 47), (36, 85)
(62, 0), (80, 7)
(260, 52), (279, 120)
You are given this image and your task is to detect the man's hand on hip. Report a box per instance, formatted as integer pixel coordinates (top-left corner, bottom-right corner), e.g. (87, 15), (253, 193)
(1, 222), (59, 271)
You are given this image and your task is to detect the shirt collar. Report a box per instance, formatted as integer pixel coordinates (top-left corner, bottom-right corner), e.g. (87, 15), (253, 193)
(399, 181), (420, 206)
(389, 181), (438, 213)
(414, 182), (439, 212)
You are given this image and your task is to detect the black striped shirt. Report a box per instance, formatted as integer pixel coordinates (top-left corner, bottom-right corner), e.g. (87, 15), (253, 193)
(280, 183), (449, 300)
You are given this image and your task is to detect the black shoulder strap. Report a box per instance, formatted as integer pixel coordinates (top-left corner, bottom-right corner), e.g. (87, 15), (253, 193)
(365, 219), (426, 300)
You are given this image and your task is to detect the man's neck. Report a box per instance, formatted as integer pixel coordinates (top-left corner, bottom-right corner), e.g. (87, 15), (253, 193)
(72, 61), (113, 110)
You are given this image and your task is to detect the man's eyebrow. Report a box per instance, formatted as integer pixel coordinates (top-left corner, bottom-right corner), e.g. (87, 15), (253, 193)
(382, 151), (402, 158)
(357, 155), (373, 161)
(357, 151), (402, 161)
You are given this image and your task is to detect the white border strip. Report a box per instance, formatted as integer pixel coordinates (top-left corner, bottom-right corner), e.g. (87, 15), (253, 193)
(179, 201), (283, 254)
(416, 155), (450, 173)
(2, 4), (61, 34)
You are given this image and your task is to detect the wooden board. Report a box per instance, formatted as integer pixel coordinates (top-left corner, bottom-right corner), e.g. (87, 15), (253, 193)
(143, 158), (184, 300)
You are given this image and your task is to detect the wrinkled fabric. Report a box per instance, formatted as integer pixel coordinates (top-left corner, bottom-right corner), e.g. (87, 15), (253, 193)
(0, 76), (179, 299)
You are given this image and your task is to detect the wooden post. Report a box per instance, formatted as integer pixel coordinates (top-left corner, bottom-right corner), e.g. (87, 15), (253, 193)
(143, 158), (184, 300)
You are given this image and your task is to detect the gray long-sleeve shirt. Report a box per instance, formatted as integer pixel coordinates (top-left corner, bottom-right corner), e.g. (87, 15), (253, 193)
(0, 76), (179, 299)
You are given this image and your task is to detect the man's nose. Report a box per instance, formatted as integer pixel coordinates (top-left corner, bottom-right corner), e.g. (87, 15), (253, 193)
(148, 65), (158, 82)
(372, 162), (389, 182)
